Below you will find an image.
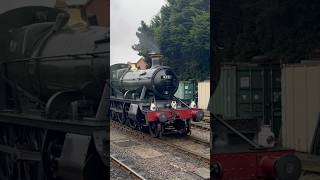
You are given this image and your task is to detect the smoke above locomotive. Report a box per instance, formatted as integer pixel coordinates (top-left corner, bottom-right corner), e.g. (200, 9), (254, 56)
(111, 53), (179, 100)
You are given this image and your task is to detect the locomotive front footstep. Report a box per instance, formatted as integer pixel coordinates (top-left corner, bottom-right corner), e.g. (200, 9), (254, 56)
(110, 53), (205, 138)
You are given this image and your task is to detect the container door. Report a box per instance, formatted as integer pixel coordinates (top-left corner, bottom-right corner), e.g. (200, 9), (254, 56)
(237, 67), (264, 120)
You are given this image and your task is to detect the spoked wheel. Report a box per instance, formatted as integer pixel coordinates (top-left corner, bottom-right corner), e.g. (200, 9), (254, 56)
(123, 103), (130, 126)
(176, 120), (191, 136)
(110, 111), (115, 121)
(20, 131), (45, 180)
(117, 103), (128, 124)
(0, 126), (15, 180)
(42, 132), (65, 180)
(183, 120), (191, 136)
(128, 118), (138, 129)
(0, 126), (45, 180)
(118, 112), (126, 124)
(149, 122), (163, 138)
(0, 153), (16, 180)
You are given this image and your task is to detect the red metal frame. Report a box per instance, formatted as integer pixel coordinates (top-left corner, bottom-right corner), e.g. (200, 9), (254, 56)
(146, 108), (201, 122)
(212, 149), (295, 180)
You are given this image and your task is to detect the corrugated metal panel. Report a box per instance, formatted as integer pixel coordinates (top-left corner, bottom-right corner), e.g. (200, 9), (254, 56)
(198, 80), (210, 109)
(211, 66), (237, 117)
(174, 80), (198, 101)
(282, 63), (320, 152)
(209, 64), (282, 136)
(174, 81), (185, 99)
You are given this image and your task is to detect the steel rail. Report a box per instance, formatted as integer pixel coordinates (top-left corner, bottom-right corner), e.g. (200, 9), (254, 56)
(111, 120), (210, 164)
(186, 135), (210, 146)
(191, 122), (211, 131)
(110, 155), (146, 180)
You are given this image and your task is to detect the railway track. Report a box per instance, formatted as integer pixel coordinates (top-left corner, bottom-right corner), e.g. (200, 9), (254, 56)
(191, 121), (210, 131)
(111, 155), (147, 180)
(111, 120), (210, 165)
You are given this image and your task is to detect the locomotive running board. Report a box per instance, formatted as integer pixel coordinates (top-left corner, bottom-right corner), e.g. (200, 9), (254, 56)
(0, 112), (107, 135)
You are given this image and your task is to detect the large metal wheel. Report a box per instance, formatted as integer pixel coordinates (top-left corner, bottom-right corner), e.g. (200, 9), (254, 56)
(128, 118), (138, 129)
(116, 103), (126, 124)
(182, 120), (191, 136)
(0, 125), (45, 180)
(174, 120), (191, 136)
(42, 132), (65, 180)
(123, 103), (130, 126)
(149, 122), (163, 138)
(0, 153), (15, 180)
(0, 126), (15, 180)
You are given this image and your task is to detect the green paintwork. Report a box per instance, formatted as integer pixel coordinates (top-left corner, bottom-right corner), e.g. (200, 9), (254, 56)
(211, 64), (281, 136)
(174, 80), (198, 102)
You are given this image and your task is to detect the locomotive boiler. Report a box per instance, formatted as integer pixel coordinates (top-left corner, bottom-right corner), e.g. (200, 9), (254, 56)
(0, 6), (108, 180)
(110, 54), (204, 137)
(111, 54), (178, 100)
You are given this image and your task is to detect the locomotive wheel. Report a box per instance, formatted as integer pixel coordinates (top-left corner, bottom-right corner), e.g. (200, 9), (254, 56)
(174, 120), (191, 136)
(0, 125), (45, 180)
(128, 118), (138, 129)
(182, 120), (191, 136)
(149, 122), (163, 138)
(0, 153), (16, 180)
(0, 126), (15, 180)
(42, 132), (65, 180)
(118, 112), (126, 124)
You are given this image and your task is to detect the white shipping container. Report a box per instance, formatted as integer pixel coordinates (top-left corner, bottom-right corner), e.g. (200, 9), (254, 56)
(197, 80), (210, 109)
(282, 63), (320, 152)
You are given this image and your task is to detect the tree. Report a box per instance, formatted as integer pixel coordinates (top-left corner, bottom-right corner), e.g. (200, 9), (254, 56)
(213, 0), (320, 63)
(133, 0), (210, 80)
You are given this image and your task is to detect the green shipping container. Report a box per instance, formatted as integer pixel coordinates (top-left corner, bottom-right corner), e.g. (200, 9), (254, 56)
(174, 80), (198, 102)
(211, 64), (281, 136)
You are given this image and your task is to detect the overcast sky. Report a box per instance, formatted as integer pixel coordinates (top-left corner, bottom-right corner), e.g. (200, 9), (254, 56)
(110, 0), (166, 65)
(1, 0), (166, 65)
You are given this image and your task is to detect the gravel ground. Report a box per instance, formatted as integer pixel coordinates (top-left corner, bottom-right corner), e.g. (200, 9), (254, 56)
(110, 160), (133, 180)
(110, 127), (209, 180)
(190, 127), (210, 143)
(299, 173), (320, 180)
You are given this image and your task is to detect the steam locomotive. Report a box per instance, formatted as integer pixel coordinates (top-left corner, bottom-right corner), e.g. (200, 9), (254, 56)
(110, 54), (204, 137)
(0, 6), (108, 180)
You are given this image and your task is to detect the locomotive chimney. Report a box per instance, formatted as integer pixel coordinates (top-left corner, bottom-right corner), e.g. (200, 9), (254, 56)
(150, 53), (162, 68)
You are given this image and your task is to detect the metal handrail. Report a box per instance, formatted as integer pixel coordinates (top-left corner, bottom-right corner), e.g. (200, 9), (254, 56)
(2, 51), (109, 64)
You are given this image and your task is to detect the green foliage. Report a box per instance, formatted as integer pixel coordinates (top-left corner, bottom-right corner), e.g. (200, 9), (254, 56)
(132, 0), (210, 80)
(213, 0), (320, 63)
